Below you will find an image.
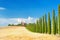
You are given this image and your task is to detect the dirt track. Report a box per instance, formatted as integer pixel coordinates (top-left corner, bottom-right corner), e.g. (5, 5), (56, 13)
(0, 26), (60, 40)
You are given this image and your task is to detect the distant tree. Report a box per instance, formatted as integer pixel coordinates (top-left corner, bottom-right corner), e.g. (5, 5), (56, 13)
(11, 24), (14, 26)
(36, 20), (40, 32)
(42, 16), (45, 33)
(8, 24), (14, 26)
(48, 12), (51, 34)
(17, 24), (22, 26)
(55, 16), (58, 34)
(44, 14), (47, 33)
(39, 18), (42, 33)
(58, 5), (60, 34)
(52, 9), (56, 34)
(8, 24), (11, 26)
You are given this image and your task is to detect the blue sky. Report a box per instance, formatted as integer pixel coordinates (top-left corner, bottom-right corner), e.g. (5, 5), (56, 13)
(0, 0), (60, 26)
(0, 0), (60, 18)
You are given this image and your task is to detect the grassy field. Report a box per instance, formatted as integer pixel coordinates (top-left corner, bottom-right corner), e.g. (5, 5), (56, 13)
(0, 26), (60, 40)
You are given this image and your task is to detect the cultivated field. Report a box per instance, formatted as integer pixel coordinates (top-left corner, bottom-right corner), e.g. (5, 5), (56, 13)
(0, 26), (60, 40)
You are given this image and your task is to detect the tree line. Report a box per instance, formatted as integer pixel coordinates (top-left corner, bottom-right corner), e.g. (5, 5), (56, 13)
(26, 5), (60, 35)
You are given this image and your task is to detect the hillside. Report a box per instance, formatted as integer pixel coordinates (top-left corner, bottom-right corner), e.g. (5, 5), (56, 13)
(0, 26), (60, 40)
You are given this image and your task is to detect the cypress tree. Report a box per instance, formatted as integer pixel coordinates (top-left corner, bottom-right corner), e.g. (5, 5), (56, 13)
(55, 16), (58, 34)
(48, 12), (51, 34)
(41, 18), (42, 33)
(52, 9), (56, 34)
(41, 17), (43, 33)
(58, 5), (60, 34)
(36, 20), (40, 32)
(39, 18), (42, 33)
(44, 14), (47, 33)
(42, 16), (45, 33)
(38, 18), (40, 33)
(36, 20), (38, 32)
(38, 20), (40, 33)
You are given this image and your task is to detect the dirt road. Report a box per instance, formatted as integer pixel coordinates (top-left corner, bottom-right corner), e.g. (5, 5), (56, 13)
(0, 26), (60, 40)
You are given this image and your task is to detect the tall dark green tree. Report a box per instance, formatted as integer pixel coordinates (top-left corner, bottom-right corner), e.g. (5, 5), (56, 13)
(36, 20), (40, 32)
(37, 19), (40, 33)
(58, 5), (60, 34)
(42, 16), (45, 33)
(55, 16), (58, 34)
(39, 18), (41, 33)
(39, 18), (42, 33)
(40, 18), (42, 33)
(48, 12), (51, 34)
(44, 14), (47, 33)
(52, 9), (56, 34)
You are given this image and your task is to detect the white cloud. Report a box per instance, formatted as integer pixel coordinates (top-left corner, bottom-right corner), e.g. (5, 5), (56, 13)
(0, 7), (6, 10)
(18, 17), (37, 23)
(0, 17), (37, 26)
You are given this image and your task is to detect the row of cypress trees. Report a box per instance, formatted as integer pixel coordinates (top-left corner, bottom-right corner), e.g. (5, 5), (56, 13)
(35, 5), (60, 35)
(26, 5), (60, 35)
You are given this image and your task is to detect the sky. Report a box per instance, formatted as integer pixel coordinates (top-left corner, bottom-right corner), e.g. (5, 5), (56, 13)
(0, 0), (60, 26)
